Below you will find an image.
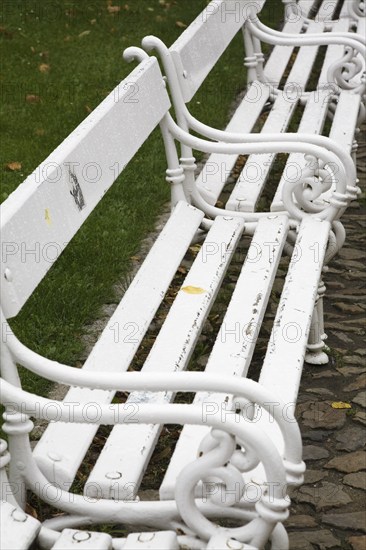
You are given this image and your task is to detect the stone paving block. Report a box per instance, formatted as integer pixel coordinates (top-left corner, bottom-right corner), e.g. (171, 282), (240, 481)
(348, 535), (366, 550)
(288, 530), (340, 550)
(353, 392), (366, 408)
(325, 451), (366, 473)
(322, 511), (366, 533)
(293, 481), (352, 510)
(343, 472), (366, 490)
(336, 426), (366, 451)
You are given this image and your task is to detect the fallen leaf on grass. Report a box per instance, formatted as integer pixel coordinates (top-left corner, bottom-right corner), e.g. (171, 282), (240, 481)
(5, 162), (22, 171)
(26, 94), (41, 103)
(39, 63), (50, 73)
(78, 30), (91, 38)
(0, 26), (14, 39)
(331, 402), (352, 409)
(107, 5), (121, 13)
(176, 20), (187, 28)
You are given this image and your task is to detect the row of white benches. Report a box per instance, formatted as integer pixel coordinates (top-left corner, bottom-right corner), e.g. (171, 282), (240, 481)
(1, 1), (365, 548)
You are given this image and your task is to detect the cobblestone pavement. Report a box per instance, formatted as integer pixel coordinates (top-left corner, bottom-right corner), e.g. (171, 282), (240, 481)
(285, 127), (366, 549)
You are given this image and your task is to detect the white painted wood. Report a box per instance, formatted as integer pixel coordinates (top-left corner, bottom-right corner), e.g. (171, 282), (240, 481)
(271, 88), (332, 211)
(0, 57), (170, 319)
(84, 216), (245, 499)
(196, 82), (271, 205)
(160, 215), (289, 499)
(316, 0), (339, 20)
(285, 21), (325, 89)
(0, 501), (40, 550)
(263, 18), (304, 88)
(261, 217), (330, 403)
(170, 0), (266, 102)
(329, 91), (361, 149)
(226, 93), (298, 212)
(33, 202), (204, 489)
(51, 529), (113, 549)
(297, 0), (317, 17)
(245, 218), (330, 486)
(122, 532), (179, 549)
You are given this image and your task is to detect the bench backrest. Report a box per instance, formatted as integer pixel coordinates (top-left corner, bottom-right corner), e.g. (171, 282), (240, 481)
(170, 0), (265, 102)
(0, 57), (170, 319)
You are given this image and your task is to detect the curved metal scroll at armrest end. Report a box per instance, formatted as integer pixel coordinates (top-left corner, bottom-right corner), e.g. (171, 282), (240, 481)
(123, 46), (149, 64)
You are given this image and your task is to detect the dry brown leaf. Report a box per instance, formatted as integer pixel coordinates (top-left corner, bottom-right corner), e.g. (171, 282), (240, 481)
(25, 503), (38, 519)
(85, 105), (92, 113)
(35, 128), (45, 136)
(26, 94), (41, 103)
(176, 20), (187, 28)
(39, 63), (50, 73)
(6, 162), (22, 171)
(90, 18), (97, 24)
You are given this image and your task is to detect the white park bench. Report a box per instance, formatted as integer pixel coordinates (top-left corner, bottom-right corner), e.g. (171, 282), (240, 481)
(136, 0), (364, 214)
(133, 0), (364, 366)
(0, 31), (360, 550)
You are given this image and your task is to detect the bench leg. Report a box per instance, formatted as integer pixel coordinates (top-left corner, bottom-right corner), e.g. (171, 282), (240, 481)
(2, 412), (34, 509)
(305, 289), (329, 366)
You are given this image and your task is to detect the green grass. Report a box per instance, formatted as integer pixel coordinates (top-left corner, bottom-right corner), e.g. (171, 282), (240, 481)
(1, 0), (282, 395)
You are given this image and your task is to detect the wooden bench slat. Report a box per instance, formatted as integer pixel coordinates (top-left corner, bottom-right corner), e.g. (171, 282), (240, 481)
(260, 217), (330, 402)
(263, 18), (305, 88)
(0, 502), (40, 550)
(244, 212), (331, 489)
(297, 0), (317, 17)
(196, 82), (271, 205)
(0, 58), (170, 319)
(285, 21), (325, 89)
(33, 202), (204, 489)
(160, 215), (289, 499)
(83, 215), (245, 500)
(316, 0), (338, 20)
(226, 93), (298, 212)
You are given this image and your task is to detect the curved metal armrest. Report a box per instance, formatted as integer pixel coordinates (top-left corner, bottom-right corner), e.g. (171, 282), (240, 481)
(252, 15), (365, 45)
(246, 18), (366, 57)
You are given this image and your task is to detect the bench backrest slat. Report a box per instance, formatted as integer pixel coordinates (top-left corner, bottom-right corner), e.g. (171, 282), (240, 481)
(0, 58), (170, 319)
(170, 0), (265, 102)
